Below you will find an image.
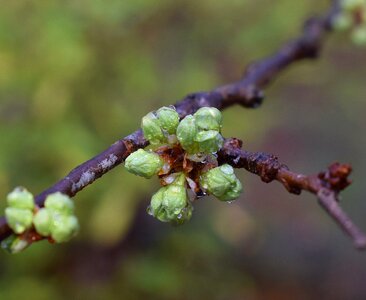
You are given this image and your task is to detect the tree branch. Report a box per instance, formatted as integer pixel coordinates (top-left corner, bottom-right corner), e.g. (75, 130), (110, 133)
(218, 138), (366, 250)
(0, 2), (345, 245)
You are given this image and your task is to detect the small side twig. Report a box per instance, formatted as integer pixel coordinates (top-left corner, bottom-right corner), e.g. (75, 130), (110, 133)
(218, 138), (366, 250)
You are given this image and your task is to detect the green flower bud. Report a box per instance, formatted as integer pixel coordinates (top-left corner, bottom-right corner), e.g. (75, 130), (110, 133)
(141, 112), (166, 145)
(341, 0), (364, 10)
(50, 215), (79, 243)
(125, 149), (163, 178)
(33, 208), (52, 236)
(200, 164), (243, 201)
(161, 184), (187, 218)
(45, 192), (74, 215)
(333, 13), (353, 31)
(351, 26), (366, 45)
(219, 179), (242, 201)
(176, 115), (199, 153)
(156, 106), (180, 134)
(194, 107), (222, 131)
(148, 174), (191, 224)
(5, 207), (33, 234)
(1, 235), (30, 254)
(149, 186), (170, 222)
(7, 187), (34, 210)
(195, 130), (224, 154)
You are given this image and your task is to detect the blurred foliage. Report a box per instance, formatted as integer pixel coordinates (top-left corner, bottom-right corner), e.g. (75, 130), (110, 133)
(1, 0), (366, 299)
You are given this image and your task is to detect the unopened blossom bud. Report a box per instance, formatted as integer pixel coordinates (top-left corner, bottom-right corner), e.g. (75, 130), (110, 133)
(51, 215), (79, 243)
(45, 192), (74, 215)
(341, 0), (364, 11)
(194, 107), (222, 131)
(148, 174), (191, 223)
(5, 207), (33, 234)
(352, 26), (366, 45)
(200, 164), (242, 201)
(149, 186), (169, 222)
(7, 187), (34, 210)
(1, 235), (30, 254)
(161, 185), (187, 218)
(141, 112), (166, 145)
(156, 106), (180, 134)
(33, 208), (52, 236)
(195, 130), (224, 154)
(333, 13), (353, 31)
(125, 149), (163, 178)
(176, 115), (199, 153)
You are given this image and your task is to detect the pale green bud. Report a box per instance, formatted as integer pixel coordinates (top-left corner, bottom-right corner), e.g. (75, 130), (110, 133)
(45, 192), (74, 215)
(351, 26), (366, 45)
(195, 130), (224, 154)
(176, 115), (199, 153)
(161, 184), (188, 218)
(141, 112), (166, 145)
(341, 0), (364, 10)
(50, 215), (79, 243)
(125, 149), (163, 178)
(333, 13), (353, 31)
(33, 208), (52, 236)
(7, 187), (34, 210)
(200, 164), (243, 201)
(5, 207), (33, 234)
(194, 107), (222, 131)
(149, 186), (170, 222)
(1, 235), (30, 254)
(156, 106), (180, 134)
(148, 174), (191, 224)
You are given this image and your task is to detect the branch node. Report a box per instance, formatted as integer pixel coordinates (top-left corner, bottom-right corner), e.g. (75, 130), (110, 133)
(318, 162), (352, 193)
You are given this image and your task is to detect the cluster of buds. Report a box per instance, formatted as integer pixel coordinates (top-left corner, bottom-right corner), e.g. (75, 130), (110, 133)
(333, 0), (366, 45)
(33, 193), (79, 243)
(2, 188), (79, 253)
(124, 106), (242, 225)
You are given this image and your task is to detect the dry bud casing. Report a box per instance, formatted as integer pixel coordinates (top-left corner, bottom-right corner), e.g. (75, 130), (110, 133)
(200, 164), (242, 201)
(124, 149), (163, 179)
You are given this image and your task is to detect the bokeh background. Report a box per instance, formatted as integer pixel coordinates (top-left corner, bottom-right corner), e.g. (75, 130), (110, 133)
(0, 0), (366, 299)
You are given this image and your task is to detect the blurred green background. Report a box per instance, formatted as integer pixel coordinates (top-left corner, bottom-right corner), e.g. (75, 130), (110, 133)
(0, 0), (366, 299)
